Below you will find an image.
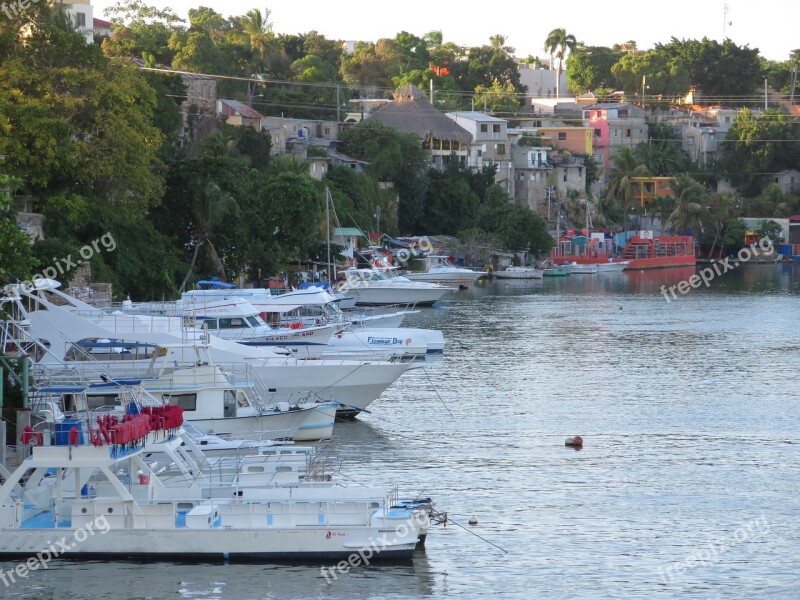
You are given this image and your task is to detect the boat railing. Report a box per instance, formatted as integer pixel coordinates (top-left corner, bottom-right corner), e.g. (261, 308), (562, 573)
(214, 361), (291, 413)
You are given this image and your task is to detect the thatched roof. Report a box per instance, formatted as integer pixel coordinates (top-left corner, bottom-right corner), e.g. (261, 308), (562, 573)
(367, 85), (472, 144)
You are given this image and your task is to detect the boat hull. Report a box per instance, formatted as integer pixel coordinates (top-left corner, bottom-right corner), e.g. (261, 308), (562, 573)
(624, 255), (696, 270)
(493, 268), (543, 280)
(0, 528), (418, 563)
(186, 403), (336, 442)
(402, 270), (485, 286)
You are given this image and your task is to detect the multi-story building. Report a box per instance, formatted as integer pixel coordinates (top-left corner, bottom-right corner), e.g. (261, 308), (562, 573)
(582, 103), (648, 184)
(446, 112), (512, 193)
(509, 139), (552, 215)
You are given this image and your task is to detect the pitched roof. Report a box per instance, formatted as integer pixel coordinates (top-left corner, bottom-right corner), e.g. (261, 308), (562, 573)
(218, 99), (263, 120)
(367, 85), (471, 144)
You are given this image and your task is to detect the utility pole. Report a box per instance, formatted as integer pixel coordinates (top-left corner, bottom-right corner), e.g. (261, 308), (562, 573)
(336, 85), (340, 122)
(791, 66), (798, 106)
(764, 78), (768, 110)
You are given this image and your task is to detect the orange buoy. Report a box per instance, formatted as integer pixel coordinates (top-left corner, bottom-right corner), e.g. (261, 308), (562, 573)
(565, 436), (584, 448)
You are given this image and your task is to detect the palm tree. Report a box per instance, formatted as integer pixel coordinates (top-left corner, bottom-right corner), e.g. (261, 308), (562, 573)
(240, 8), (274, 63)
(179, 181), (240, 292)
(543, 28), (577, 98)
(606, 147), (650, 210)
(667, 174), (710, 240)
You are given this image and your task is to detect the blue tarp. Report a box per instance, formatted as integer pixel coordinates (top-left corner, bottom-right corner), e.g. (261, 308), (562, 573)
(197, 280), (237, 289)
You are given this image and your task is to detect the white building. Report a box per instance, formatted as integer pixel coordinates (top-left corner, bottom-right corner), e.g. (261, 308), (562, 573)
(446, 111), (512, 192)
(59, 0), (94, 43)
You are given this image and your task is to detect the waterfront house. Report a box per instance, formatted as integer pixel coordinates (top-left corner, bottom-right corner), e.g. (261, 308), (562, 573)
(367, 85), (471, 171)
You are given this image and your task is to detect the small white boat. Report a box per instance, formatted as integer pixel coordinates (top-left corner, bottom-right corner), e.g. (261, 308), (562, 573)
(493, 266), (543, 280)
(562, 262), (598, 274)
(595, 260), (630, 272)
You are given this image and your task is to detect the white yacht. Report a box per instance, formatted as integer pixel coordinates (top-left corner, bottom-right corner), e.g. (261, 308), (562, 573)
(402, 255), (486, 286)
(1, 282), (414, 419)
(340, 267), (457, 306)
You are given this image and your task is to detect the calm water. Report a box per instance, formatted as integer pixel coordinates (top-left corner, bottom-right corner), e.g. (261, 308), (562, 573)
(4, 264), (800, 598)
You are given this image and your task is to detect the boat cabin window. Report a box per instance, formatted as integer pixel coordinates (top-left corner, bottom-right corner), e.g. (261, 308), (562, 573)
(87, 394), (119, 410)
(236, 391), (250, 408)
(223, 389), (236, 418)
(203, 319), (218, 329)
(165, 393), (197, 411)
(218, 318), (248, 329)
(246, 316), (263, 327)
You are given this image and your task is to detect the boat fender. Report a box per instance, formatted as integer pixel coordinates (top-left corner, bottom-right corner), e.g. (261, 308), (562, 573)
(68, 427), (80, 447)
(20, 426), (43, 446)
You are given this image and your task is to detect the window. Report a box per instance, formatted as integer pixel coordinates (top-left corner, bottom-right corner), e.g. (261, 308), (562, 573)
(519, 172), (525, 181)
(558, 132), (567, 141)
(218, 318), (248, 329)
(496, 143), (506, 155)
(324, 128), (330, 136)
(594, 129), (601, 138)
(477, 149), (482, 157)
(725, 116), (731, 124)
(166, 393), (197, 411)
(625, 129), (631, 138)
(87, 395), (118, 410)
(492, 124), (500, 133)
(75, 12), (86, 27)
(618, 109), (628, 118)
(480, 124), (488, 133)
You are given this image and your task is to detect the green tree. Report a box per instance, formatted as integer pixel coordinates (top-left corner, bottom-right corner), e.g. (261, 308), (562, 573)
(340, 120), (429, 232)
(606, 147), (650, 209)
(566, 45), (622, 93)
(543, 28), (577, 98)
(667, 174), (710, 239)
(473, 79), (523, 114)
(657, 37), (762, 99)
(0, 175), (36, 287)
(0, 26), (164, 214)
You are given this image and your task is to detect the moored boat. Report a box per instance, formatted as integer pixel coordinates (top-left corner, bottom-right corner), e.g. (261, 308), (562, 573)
(0, 411), (430, 563)
(493, 266), (543, 280)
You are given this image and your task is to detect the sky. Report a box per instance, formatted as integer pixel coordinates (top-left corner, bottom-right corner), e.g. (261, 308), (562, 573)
(92, 0), (799, 63)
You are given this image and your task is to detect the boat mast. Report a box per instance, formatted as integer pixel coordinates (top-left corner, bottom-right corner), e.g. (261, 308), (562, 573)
(325, 187), (332, 284)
